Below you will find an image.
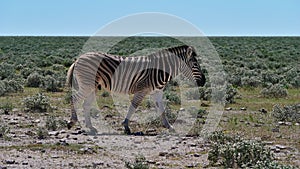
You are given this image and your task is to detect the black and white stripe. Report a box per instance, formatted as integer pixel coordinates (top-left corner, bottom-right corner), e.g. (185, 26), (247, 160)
(67, 45), (205, 134)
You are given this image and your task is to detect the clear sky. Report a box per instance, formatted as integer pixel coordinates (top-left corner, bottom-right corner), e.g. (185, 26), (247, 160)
(1, 0), (299, 36)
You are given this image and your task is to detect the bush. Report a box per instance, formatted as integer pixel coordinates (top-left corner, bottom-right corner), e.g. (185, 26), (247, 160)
(199, 84), (237, 104)
(272, 104), (300, 122)
(208, 131), (295, 168)
(4, 79), (24, 93)
(0, 63), (14, 80)
(260, 84), (288, 98)
(164, 91), (181, 105)
(0, 81), (6, 96)
(36, 127), (49, 139)
(185, 88), (200, 100)
(26, 72), (43, 87)
(0, 102), (13, 114)
(45, 116), (68, 131)
(241, 76), (261, 87)
(23, 93), (51, 112)
(0, 124), (10, 139)
(125, 155), (149, 169)
(40, 75), (62, 92)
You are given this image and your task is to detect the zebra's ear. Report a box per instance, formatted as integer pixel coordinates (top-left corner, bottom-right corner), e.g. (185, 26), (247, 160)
(187, 46), (195, 59)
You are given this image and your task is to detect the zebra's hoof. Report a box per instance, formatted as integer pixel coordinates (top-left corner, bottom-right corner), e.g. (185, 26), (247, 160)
(67, 121), (75, 129)
(169, 127), (175, 133)
(124, 126), (131, 135)
(87, 127), (98, 135)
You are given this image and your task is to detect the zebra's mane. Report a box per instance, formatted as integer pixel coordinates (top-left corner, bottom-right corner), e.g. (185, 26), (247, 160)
(97, 45), (191, 62)
(147, 45), (190, 58)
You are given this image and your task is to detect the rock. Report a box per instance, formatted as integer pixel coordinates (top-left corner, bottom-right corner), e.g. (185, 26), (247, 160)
(275, 144), (287, 150)
(180, 107), (185, 111)
(240, 107), (247, 111)
(22, 161), (29, 165)
(159, 151), (168, 156)
(254, 123), (262, 127)
(259, 108), (267, 114)
(295, 123), (300, 126)
(278, 121), (285, 125)
(60, 130), (66, 134)
(92, 161), (104, 167)
(189, 143), (197, 147)
(285, 122), (292, 126)
(5, 159), (15, 164)
(33, 119), (40, 123)
(147, 160), (156, 164)
(80, 147), (96, 154)
(51, 155), (59, 159)
(194, 153), (200, 157)
(225, 107), (232, 111)
(201, 102), (209, 107)
(25, 130), (35, 136)
(71, 130), (83, 135)
(8, 120), (18, 125)
(272, 127), (280, 132)
(48, 131), (59, 136)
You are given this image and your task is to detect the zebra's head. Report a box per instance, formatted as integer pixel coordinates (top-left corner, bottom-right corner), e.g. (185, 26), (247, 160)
(180, 46), (206, 87)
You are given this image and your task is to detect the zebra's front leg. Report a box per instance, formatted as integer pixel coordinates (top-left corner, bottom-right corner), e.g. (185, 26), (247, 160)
(152, 91), (175, 132)
(122, 92), (146, 135)
(83, 91), (98, 135)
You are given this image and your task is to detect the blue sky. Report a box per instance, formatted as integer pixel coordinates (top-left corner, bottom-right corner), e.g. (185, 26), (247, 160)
(1, 0), (299, 36)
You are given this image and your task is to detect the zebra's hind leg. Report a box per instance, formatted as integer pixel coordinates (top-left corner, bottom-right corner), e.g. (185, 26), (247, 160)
(122, 92), (146, 135)
(68, 93), (79, 129)
(83, 91), (98, 135)
(152, 91), (175, 132)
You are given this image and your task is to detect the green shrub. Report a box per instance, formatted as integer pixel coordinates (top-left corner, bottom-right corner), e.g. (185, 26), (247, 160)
(272, 104), (300, 122)
(45, 116), (68, 131)
(0, 63), (14, 80)
(0, 81), (6, 96)
(4, 79), (24, 93)
(36, 127), (49, 139)
(241, 76), (261, 87)
(23, 93), (51, 112)
(125, 155), (149, 169)
(0, 124), (10, 139)
(26, 72), (43, 87)
(51, 64), (65, 71)
(164, 91), (181, 105)
(0, 102), (13, 114)
(185, 88), (200, 100)
(260, 84), (288, 98)
(208, 131), (295, 168)
(41, 75), (62, 92)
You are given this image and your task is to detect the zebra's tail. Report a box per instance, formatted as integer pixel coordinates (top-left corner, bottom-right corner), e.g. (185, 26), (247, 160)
(66, 62), (76, 88)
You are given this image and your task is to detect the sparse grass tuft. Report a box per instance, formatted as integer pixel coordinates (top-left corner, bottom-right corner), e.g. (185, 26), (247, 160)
(125, 154), (149, 169)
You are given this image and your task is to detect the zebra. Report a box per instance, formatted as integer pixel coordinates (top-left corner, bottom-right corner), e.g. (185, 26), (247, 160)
(66, 45), (205, 135)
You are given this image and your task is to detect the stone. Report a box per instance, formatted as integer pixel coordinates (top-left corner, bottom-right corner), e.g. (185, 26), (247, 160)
(285, 122), (292, 126)
(33, 119), (40, 123)
(48, 131), (59, 136)
(5, 159), (15, 164)
(8, 120), (18, 125)
(194, 153), (200, 157)
(278, 121), (285, 125)
(259, 108), (267, 114)
(159, 151), (168, 156)
(240, 107), (247, 111)
(295, 123), (300, 126)
(22, 161), (29, 165)
(180, 107), (185, 111)
(272, 127), (280, 132)
(225, 107), (232, 111)
(275, 144), (287, 150)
